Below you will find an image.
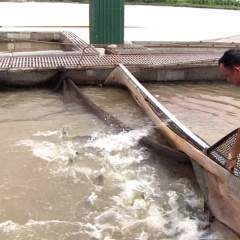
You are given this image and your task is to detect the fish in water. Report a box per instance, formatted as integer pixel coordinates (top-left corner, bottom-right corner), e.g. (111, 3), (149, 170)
(68, 156), (74, 164)
(93, 174), (104, 186)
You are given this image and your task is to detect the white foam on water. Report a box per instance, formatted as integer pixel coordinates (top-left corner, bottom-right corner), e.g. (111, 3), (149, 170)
(52, 166), (92, 183)
(17, 137), (80, 163)
(89, 171), (208, 240)
(94, 209), (123, 226)
(136, 231), (149, 240)
(17, 139), (64, 162)
(33, 130), (59, 137)
(87, 192), (98, 205)
(14, 128), (210, 239)
(25, 219), (83, 227)
(85, 129), (149, 151)
(0, 220), (20, 232)
(84, 129), (150, 167)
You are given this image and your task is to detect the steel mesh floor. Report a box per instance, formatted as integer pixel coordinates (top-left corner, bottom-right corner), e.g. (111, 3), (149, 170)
(0, 32), (222, 70)
(62, 31), (99, 54)
(0, 52), (221, 69)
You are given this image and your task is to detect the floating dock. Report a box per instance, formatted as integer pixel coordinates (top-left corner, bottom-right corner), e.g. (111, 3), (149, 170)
(0, 30), (237, 87)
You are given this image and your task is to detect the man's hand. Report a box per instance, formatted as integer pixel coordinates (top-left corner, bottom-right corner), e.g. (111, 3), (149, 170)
(226, 159), (237, 172)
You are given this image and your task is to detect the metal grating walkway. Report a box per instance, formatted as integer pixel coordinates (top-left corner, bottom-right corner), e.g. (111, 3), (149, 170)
(0, 32), (222, 70)
(0, 53), (221, 70)
(62, 31), (99, 55)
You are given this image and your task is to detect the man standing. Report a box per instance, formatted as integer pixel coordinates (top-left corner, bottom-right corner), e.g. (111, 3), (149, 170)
(219, 49), (240, 172)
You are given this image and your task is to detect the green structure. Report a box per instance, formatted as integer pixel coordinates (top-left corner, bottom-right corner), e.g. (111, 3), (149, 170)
(89, 0), (124, 44)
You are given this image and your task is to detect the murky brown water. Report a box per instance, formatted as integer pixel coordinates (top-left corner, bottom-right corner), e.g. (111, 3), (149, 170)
(145, 82), (240, 145)
(0, 82), (238, 239)
(0, 42), (65, 53)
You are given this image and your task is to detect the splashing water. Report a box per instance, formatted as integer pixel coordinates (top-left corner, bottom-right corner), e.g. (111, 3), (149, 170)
(7, 126), (211, 240)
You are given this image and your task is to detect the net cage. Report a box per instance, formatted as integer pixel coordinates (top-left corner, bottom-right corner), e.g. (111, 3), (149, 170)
(106, 65), (240, 178)
(149, 99), (240, 177)
(207, 128), (240, 177)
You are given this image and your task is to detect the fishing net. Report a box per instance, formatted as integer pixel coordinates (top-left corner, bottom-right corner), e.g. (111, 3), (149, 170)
(52, 72), (190, 163)
(104, 65), (240, 236)
(207, 128), (240, 177)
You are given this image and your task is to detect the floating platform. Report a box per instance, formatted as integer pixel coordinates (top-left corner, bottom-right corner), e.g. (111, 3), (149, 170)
(0, 30), (237, 87)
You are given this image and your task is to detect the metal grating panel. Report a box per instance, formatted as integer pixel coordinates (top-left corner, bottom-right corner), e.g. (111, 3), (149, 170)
(0, 52), (221, 69)
(207, 129), (240, 177)
(62, 31), (98, 54)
